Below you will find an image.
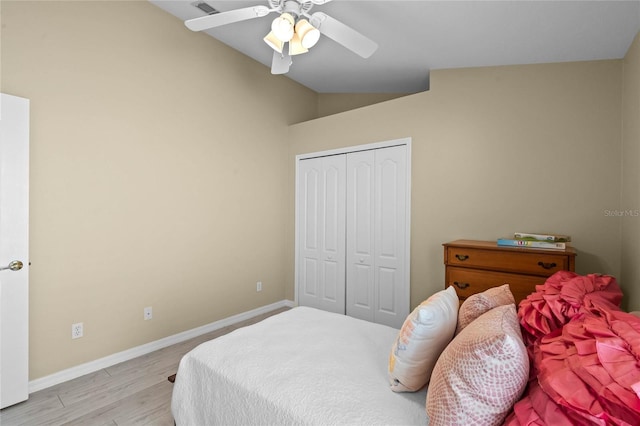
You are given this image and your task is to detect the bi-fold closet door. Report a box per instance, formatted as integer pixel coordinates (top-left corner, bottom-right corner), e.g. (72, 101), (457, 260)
(297, 144), (409, 329)
(297, 154), (347, 315)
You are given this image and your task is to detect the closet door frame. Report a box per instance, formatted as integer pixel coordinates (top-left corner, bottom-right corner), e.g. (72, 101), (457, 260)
(294, 138), (412, 322)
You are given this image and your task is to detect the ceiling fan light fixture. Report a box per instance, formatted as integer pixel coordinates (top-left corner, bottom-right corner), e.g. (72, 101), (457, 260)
(295, 19), (320, 49)
(289, 32), (308, 56)
(263, 31), (284, 53)
(271, 13), (295, 42)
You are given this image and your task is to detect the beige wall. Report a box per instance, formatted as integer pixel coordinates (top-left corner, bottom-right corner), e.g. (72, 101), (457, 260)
(317, 93), (408, 117)
(287, 60), (624, 309)
(2, 0), (317, 379)
(621, 32), (640, 311)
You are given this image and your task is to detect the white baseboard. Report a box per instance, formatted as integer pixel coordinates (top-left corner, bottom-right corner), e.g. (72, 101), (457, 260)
(29, 299), (296, 393)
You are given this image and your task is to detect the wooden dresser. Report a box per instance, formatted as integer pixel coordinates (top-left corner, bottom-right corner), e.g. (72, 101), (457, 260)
(443, 239), (576, 305)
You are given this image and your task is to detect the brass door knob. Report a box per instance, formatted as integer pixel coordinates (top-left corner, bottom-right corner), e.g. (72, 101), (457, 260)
(0, 260), (24, 272)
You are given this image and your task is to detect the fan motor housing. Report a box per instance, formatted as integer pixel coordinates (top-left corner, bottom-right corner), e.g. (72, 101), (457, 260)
(269, 0), (314, 17)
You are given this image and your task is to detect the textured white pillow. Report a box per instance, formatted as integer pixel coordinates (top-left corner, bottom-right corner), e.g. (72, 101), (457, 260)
(388, 286), (459, 392)
(426, 304), (529, 426)
(456, 284), (515, 334)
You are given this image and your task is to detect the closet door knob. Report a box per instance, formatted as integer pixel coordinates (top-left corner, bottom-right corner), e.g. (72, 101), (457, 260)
(359, 258), (365, 263)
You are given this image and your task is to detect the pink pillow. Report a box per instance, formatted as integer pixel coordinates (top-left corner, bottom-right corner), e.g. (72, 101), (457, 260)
(388, 286), (459, 392)
(456, 284), (515, 334)
(426, 304), (529, 426)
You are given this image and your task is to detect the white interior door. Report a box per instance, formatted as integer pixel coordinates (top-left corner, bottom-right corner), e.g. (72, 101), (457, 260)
(297, 155), (346, 314)
(0, 93), (30, 409)
(346, 146), (408, 328)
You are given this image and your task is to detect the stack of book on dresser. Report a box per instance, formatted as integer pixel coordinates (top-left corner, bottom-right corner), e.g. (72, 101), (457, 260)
(497, 232), (571, 250)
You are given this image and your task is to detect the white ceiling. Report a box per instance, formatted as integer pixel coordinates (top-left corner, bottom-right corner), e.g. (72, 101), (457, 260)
(150, 0), (640, 93)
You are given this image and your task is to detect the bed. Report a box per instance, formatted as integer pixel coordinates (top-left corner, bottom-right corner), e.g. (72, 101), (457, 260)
(171, 306), (428, 425)
(172, 272), (640, 426)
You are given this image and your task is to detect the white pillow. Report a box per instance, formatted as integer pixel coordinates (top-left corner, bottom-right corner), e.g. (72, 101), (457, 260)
(388, 286), (459, 392)
(426, 304), (529, 426)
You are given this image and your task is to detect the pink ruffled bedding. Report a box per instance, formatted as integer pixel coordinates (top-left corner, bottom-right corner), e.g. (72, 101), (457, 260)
(518, 271), (623, 357)
(506, 271), (640, 425)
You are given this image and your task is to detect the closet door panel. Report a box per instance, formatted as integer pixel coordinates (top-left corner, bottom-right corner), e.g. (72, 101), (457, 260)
(297, 156), (346, 314)
(354, 161), (373, 257)
(299, 161), (321, 307)
(378, 267), (397, 313)
(320, 155), (346, 310)
(379, 158), (400, 258)
(374, 146), (407, 327)
(322, 260), (339, 302)
(323, 163), (342, 255)
(302, 167), (319, 251)
(346, 151), (375, 322)
(302, 258), (318, 297)
(352, 264), (373, 308)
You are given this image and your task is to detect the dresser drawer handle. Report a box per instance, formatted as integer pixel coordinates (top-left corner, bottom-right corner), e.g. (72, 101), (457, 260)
(455, 254), (469, 261)
(538, 261), (557, 270)
(453, 281), (470, 289)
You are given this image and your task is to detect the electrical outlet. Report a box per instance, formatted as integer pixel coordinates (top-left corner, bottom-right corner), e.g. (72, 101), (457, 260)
(256, 281), (262, 292)
(144, 306), (152, 320)
(71, 322), (83, 339)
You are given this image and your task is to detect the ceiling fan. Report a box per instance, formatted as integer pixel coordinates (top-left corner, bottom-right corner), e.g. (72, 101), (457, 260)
(185, 0), (378, 75)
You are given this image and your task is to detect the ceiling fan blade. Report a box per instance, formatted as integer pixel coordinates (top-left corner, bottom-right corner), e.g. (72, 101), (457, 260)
(309, 12), (378, 59)
(310, 0), (333, 4)
(271, 50), (292, 75)
(185, 5), (271, 32)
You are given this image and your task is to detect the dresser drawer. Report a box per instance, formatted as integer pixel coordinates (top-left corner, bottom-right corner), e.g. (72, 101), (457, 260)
(446, 266), (545, 305)
(445, 246), (569, 277)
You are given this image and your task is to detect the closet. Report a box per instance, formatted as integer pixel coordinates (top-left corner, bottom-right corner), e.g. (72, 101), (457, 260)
(296, 141), (410, 329)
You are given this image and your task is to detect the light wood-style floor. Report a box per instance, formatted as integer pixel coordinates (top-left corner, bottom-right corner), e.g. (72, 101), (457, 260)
(0, 307), (289, 426)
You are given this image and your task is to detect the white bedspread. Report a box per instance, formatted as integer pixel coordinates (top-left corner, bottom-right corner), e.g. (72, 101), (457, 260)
(171, 306), (428, 425)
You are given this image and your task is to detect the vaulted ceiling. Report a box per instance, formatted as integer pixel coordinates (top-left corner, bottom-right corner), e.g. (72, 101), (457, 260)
(151, 0), (640, 93)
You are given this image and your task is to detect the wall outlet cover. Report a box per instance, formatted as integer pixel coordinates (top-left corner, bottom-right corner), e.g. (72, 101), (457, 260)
(71, 322), (83, 339)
